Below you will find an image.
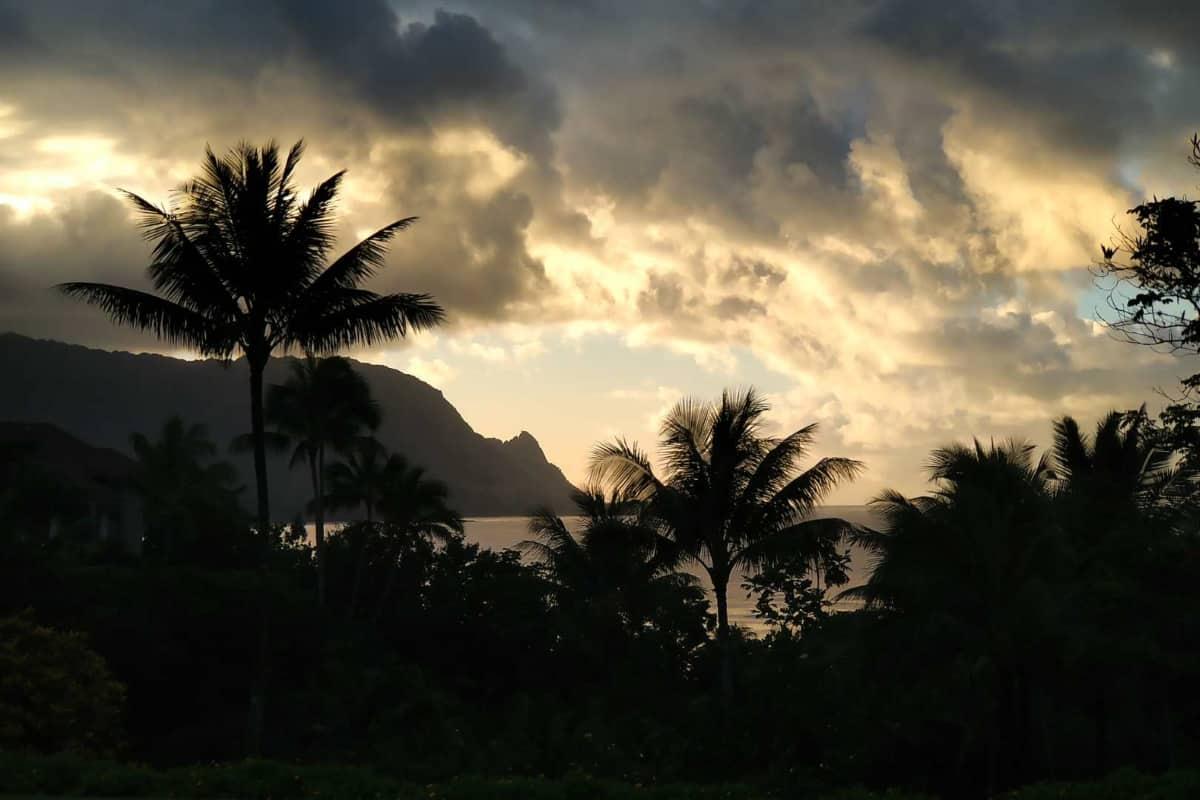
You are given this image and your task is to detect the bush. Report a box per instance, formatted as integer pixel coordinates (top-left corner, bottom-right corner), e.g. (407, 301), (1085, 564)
(0, 612), (125, 755)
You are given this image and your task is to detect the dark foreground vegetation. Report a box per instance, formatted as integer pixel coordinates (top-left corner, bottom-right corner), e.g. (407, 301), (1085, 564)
(7, 139), (1200, 799)
(3, 752), (1200, 800)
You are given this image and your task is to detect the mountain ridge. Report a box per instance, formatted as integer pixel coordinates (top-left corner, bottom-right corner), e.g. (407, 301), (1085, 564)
(0, 333), (577, 518)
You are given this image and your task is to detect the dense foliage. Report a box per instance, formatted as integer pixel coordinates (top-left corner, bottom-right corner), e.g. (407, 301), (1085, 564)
(0, 614), (125, 756)
(12, 135), (1200, 800)
(0, 752), (934, 800)
(6, 399), (1200, 798)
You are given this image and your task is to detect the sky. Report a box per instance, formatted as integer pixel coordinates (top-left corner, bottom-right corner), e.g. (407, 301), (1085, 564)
(2, 0), (1199, 503)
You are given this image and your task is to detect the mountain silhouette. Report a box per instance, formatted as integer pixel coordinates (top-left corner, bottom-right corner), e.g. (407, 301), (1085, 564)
(0, 333), (576, 518)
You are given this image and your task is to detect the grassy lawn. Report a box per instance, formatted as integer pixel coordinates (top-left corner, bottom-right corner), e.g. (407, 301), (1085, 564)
(4, 753), (1200, 799)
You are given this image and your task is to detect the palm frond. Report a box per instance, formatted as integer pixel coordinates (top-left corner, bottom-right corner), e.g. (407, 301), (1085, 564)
(760, 456), (864, 522)
(734, 516), (854, 573)
(283, 170), (345, 282)
(294, 292), (445, 353)
(230, 431), (290, 454)
(519, 507), (582, 563)
(305, 218), (419, 294)
(738, 425), (818, 506)
(588, 438), (663, 501)
(659, 396), (712, 482)
(120, 190), (240, 319)
(271, 140), (305, 230)
(55, 283), (230, 356)
(1051, 416), (1090, 481)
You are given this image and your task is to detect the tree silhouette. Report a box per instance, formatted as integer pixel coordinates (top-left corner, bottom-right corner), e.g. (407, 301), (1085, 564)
(521, 487), (697, 659)
(373, 455), (464, 622)
(1049, 409), (1179, 515)
(130, 416), (243, 564)
(58, 140), (444, 533)
(0, 440), (89, 552)
(325, 437), (391, 526)
(589, 388), (862, 703)
(1048, 410), (1182, 773)
(324, 437), (401, 617)
(847, 439), (1060, 791)
(259, 355), (380, 606)
(1096, 137), (1200, 362)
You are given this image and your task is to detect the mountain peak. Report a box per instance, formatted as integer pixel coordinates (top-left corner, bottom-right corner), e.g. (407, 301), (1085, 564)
(0, 333), (577, 517)
(505, 429), (542, 451)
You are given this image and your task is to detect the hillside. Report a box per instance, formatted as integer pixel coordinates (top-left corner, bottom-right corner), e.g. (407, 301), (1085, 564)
(0, 333), (577, 518)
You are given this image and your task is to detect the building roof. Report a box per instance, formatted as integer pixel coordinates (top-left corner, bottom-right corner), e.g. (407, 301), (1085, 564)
(0, 421), (136, 492)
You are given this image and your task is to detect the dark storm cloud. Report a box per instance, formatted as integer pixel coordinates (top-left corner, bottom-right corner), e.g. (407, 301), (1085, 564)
(859, 0), (1163, 155)
(0, 192), (163, 348)
(713, 296), (766, 319)
(0, 0), (568, 343)
(279, 5), (560, 161)
(0, 1), (558, 160)
(637, 273), (686, 318)
(720, 259), (787, 290)
(0, 1), (35, 54)
(1, 0), (1198, 414)
(384, 188), (550, 320)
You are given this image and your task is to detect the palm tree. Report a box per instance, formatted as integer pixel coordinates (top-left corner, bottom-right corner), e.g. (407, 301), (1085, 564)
(58, 140), (444, 534)
(324, 437), (401, 616)
(848, 439), (1057, 610)
(259, 355), (380, 606)
(589, 388), (862, 703)
(520, 487), (696, 646)
(326, 437), (392, 526)
(131, 416), (242, 563)
(373, 456), (464, 622)
(846, 439), (1060, 791)
(1048, 410), (1181, 773)
(1050, 408), (1178, 521)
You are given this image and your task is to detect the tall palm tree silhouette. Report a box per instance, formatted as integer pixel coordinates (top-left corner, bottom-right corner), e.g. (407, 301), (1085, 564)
(589, 388), (862, 704)
(847, 439), (1059, 792)
(1048, 410), (1182, 774)
(58, 140), (444, 533)
(373, 455), (464, 622)
(324, 437), (395, 616)
(131, 416), (241, 563)
(325, 437), (392, 527)
(259, 355), (380, 606)
(1049, 409), (1178, 514)
(521, 487), (695, 650)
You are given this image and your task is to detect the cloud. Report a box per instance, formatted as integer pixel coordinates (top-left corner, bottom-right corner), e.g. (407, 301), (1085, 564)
(403, 355), (458, 386)
(2, 0), (1198, 496)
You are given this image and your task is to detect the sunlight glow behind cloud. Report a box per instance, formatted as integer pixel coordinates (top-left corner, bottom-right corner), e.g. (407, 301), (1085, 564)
(1, 0), (1195, 500)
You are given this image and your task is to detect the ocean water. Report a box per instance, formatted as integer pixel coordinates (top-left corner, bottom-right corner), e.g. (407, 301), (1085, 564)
(462, 506), (880, 630)
(313, 506), (879, 631)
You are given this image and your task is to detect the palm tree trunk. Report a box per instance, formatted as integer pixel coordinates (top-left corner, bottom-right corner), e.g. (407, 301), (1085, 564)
(248, 360), (271, 533)
(374, 527), (407, 625)
(1093, 685), (1108, 776)
(246, 595), (269, 757)
(246, 356), (271, 757)
(348, 502), (372, 619)
(310, 449), (326, 608)
(712, 568), (734, 708)
(1162, 679), (1175, 770)
(374, 545), (400, 625)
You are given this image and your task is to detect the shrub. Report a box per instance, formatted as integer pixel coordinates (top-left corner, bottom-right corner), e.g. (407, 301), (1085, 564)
(0, 612), (125, 755)
(1002, 768), (1200, 800)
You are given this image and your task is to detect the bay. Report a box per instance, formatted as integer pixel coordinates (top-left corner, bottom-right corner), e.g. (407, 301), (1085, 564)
(312, 506), (881, 632)
(462, 506), (880, 630)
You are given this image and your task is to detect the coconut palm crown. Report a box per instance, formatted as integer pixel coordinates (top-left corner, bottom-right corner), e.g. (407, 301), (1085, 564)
(58, 140), (444, 532)
(588, 387), (863, 701)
